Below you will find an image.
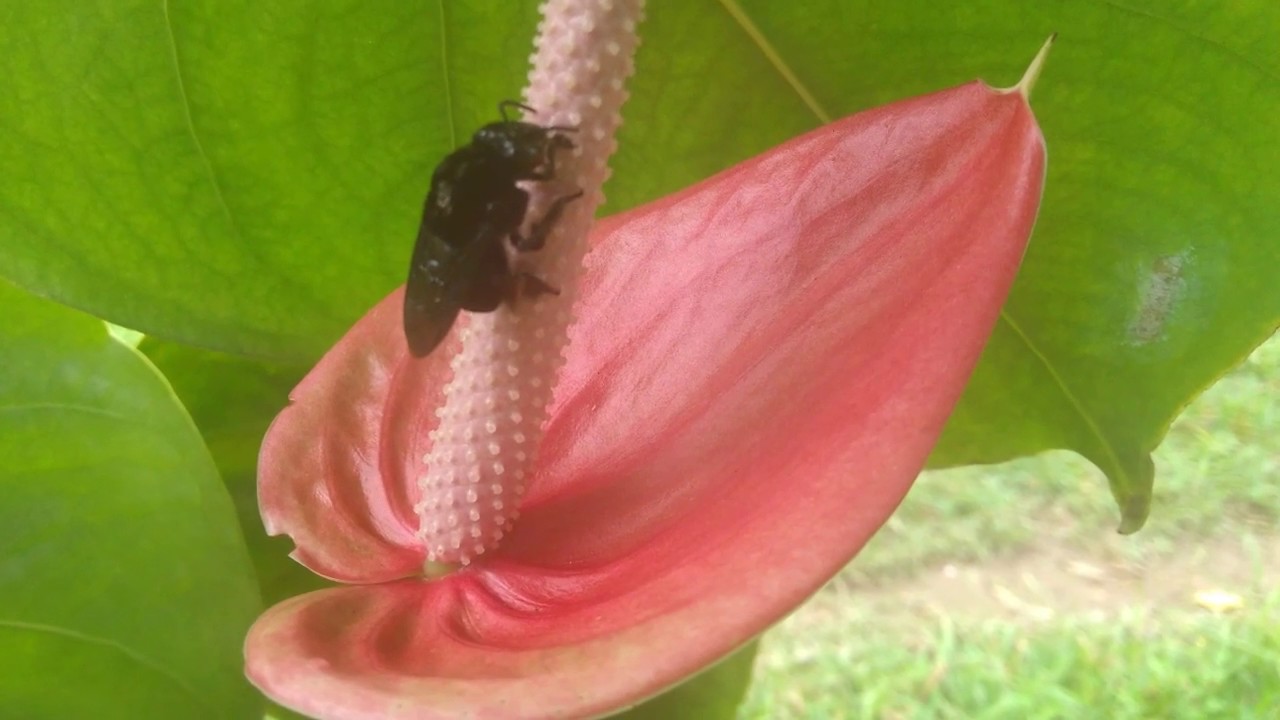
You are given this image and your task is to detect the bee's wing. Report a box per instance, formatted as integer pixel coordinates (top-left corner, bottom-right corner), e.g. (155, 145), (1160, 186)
(404, 223), (465, 358)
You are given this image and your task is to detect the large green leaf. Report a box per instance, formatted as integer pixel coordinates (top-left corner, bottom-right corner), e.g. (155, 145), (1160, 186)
(0, 281), (262, 719)
(0, 1), (538, 360)
(1, 2), (1276, 528)
(141, 339), (331, 605)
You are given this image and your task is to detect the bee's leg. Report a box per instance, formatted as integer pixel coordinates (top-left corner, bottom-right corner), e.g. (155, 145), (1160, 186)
(505, 270), (560, 309)
(501, 238), (561, 306)
(526, 131), (578, 181)
(514, 190), (584, 252)
(519, 272), (560, 298)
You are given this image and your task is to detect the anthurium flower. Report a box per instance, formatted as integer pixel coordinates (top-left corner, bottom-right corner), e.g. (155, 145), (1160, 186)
(245, 6), (1050, 719)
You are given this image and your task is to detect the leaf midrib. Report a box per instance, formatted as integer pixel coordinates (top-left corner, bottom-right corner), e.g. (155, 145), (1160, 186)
(434, 0), (459, 149)
(159, 0), (244, 245)
(999, 309), (1128, 484)
(715, 0), (832, 124)
(0, 619), (209, 713)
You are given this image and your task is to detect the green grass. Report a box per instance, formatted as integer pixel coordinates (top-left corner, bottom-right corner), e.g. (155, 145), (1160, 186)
(743, 593), (1280, 720)
(743, 334), (1280, 718)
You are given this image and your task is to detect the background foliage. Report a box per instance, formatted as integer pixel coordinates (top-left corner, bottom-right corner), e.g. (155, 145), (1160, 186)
(0, 2), (1275, 717)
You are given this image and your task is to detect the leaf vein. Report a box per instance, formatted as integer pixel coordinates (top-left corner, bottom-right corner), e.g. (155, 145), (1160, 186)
(714, 0), (831, 124)
(1091, 0), (1279, 84)
(160, 0), (245, 242)
(0, 619), (208, 711)
(999, 309), (1129, 485)
(435, 0), (458, 150)
(0, 402), (130, 422)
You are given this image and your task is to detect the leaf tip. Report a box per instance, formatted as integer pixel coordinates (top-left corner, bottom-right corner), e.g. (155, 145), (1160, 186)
(1113, 452), (1154, 535)
(1115, 500), (1150, 535)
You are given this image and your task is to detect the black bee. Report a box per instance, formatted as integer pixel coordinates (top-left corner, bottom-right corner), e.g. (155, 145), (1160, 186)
(403, 101), (582, 357)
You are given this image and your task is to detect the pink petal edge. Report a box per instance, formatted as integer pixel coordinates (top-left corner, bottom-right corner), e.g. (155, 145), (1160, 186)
(255, 299), (462, 583)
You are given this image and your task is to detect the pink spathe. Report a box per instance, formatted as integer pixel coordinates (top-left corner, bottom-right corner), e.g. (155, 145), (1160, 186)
(248, 80), (1046, 719)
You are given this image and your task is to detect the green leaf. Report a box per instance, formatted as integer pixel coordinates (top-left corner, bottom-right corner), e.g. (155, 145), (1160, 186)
(2, 2), (1276, 529)
(882, 4), (1277, 532)
(611, 642), (760, 720)
(0, 1), (538, 361)
(141, 339), (332, 604)
(0, 281), (262, 719)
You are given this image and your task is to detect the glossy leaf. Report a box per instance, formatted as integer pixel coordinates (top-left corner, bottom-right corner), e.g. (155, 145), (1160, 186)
(141, 339), (331, 605)
(0, 281), (261, 718)
(0, 1), (538, 360)
(246, 79), (1046, 719)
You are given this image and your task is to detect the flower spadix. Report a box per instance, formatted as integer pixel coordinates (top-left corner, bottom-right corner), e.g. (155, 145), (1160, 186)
(413, 0), (642, 573)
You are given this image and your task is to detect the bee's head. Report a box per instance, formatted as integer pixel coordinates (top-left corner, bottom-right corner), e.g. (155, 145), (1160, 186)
(472, 121), (575, 177)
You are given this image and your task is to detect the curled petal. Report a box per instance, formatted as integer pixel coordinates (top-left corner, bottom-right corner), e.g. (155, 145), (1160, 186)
(249, 80), (1046, 717)
(247, 576), (759, 720)
(257, 297), (462, 583)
